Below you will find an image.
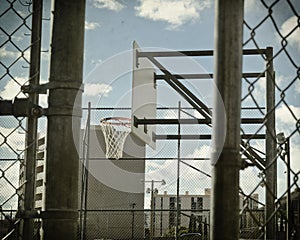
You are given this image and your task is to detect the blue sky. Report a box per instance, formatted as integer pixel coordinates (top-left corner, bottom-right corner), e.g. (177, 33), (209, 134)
(80, 0), (300, 205)
(0, 0), (300, 209)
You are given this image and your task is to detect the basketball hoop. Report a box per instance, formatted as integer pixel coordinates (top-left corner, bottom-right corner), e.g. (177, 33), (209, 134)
(100, 117), (131, 159)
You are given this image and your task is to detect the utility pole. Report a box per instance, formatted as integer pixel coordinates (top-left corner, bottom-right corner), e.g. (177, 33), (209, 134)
(43, 1), (85, 239)
(144, 179), (166, 240)
(211, 0), (244, 239)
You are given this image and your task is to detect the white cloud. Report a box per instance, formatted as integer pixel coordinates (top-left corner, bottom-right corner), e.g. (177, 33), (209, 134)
(182, 145), (211, 177)
(0, 46), (30, 61)
(91, 59), (102, 65)
(39, 94), (48, 108)
(0, 46), (18, 58)
(290, 144), (300, 171)
(242, 77), (266, 106)
(0, 77), (27, 100)
(0, 126), (26, 153)
(244, 0), (256, 11)
(185, 145), (210, 159)
(280, 16), (300, 50)
(85, 21), (100, 30)
(276, 104), (300, 125)
(163, 109), (177, 119)
(84, 83), (112, 97)
(296, 80), (300, 94)
(135, 0), (211, 29)
(93, 0), (125, 11)
(12, 35), (23, 42)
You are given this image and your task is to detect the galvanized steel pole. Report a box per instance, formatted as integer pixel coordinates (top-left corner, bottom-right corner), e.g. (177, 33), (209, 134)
(150, 180), (154, 240)
(43, 1), (85, 239)
(176, 101), (181, 239)
(211, 0), (244, 239)
(23, 0), (42, 239)
(286, 137), (291, 240)
(265, 47), (276, 240)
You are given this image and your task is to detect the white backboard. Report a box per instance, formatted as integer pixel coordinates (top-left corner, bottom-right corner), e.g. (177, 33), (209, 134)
(131, 41), (156, 149)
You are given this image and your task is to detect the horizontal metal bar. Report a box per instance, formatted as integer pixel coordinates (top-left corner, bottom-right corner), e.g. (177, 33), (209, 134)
(155, 134), (211, 140)
(134, 118), (265, 126)
(81, 208), (212, 212)
(155, 72), (264, 80)
(81, 106), (265, 110)
(138, 50), (214, 58)
(155, 134), (265, 140)
(79, 157), (210, 161)
(79, 157), (261, 161)
(137, 49), (267, 58)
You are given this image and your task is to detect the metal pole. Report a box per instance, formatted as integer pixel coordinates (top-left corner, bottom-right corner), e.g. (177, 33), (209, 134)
(286, 137), (291, 239)
(83, 102), (91, 240)
(43, 1), (85, 239)
(131, 203), (136, 239)
(176, 101), (181, 239)
(150, 180), (154, 240)
(265, 47), (276, 240)
(211, 0), (243, 239)
(23, 0), (42, 239)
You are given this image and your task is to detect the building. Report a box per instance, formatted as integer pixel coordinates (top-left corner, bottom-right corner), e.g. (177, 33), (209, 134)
(240, 193), (264, 239)
(152, 189), (244, 237)
(19, 126), (146, 239)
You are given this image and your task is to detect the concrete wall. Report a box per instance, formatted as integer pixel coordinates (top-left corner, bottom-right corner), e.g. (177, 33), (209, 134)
(80, 126), (146, 239)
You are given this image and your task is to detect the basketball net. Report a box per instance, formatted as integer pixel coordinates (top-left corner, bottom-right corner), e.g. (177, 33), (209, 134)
(100, 118), (131, 159)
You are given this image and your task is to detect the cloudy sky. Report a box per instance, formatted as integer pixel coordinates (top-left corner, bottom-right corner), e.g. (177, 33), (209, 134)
(0, 0), (300, 208)
(82, 0), (300, 202)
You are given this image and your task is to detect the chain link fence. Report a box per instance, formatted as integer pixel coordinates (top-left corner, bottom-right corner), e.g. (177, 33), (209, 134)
(240, 1), (300, 239)
(1, 0), (299, 239)
(0, 0), (32, 238)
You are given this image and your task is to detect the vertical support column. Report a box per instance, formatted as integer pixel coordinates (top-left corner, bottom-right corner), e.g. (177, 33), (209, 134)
(150, 180), (154, 240)
(43, 1), (85, 240)
(211, 0), (244, 239)
(23, 0), (42, 239)
(286, 137), (291, 239)
(176, 101), (181, 239)
(265, 47), (276, 240)
(83, 102), (90, 240)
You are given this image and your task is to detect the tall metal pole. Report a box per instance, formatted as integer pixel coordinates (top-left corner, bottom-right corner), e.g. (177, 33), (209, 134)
(43, 1), (85, 239)
(83, 102), (91, 240)
(211, 0), (244, 239)
(176, 101), (181, 239)
(286, 137), (291, 239)
(265, 47), (276, 240)
(131, 203), (136, 239)
(23, 0), (42, 239)
(150, 180), (154, 240)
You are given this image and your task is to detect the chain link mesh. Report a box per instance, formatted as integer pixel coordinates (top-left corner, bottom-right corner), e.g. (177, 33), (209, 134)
(240, 1), (300, 239)
(1, 0), (299, 239)
(0, 0), (32, 239)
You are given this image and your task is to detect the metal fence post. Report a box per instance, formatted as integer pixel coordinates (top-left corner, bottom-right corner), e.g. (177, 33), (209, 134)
(43, 1), (85, 239)
(176, 101), (181, 239)
(23, 0), (42, 239)
(211, 0), (244, 239)
(265, 47), (276, 240)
